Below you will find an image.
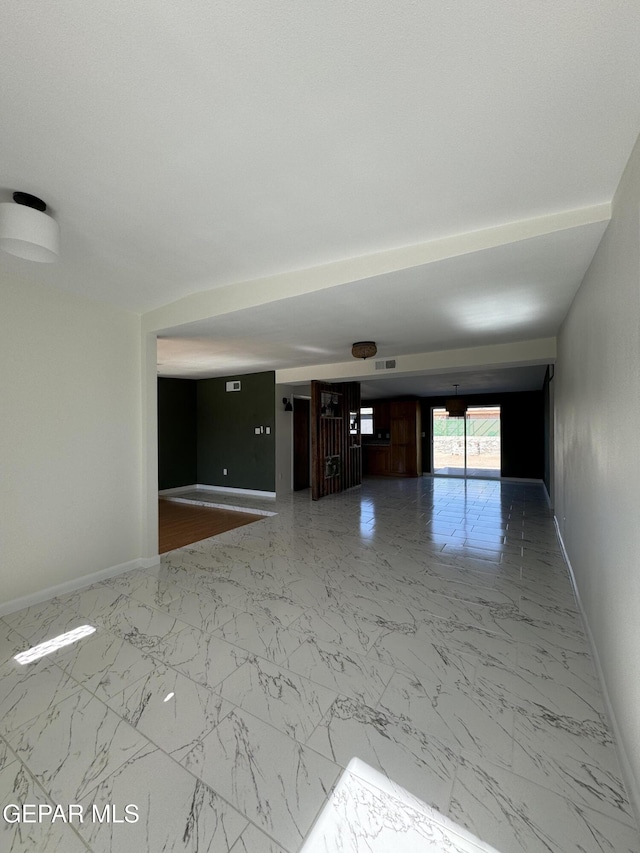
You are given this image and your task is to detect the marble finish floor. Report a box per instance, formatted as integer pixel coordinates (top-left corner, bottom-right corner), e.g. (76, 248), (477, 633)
(1, 477), (638, 852)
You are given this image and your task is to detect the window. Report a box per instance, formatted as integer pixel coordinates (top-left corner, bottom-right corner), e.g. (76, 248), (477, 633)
(360, 407), (374, 435)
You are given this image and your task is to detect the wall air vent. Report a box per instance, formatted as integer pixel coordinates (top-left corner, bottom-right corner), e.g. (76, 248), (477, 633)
(225, 380), (241, 392)
(374, 359), (397, 370)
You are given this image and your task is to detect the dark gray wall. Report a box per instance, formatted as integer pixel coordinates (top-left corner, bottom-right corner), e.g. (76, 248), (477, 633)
(157, 378), (197, 490)
(418, 390), (545, 479)
(197, 372), (275, 491)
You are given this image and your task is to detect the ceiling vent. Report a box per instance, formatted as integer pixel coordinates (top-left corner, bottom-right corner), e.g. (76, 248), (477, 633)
(375, 359), (397, 371)
(225, 380), (241, 392)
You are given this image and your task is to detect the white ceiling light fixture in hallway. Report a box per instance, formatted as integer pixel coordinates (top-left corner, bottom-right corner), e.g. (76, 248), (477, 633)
(0, 191), (59, 262)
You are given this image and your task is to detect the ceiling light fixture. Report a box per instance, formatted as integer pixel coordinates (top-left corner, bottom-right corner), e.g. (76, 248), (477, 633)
(445, 384), (467, 418)
(0, 191), (60, 262)
(351, 341), (377, 360)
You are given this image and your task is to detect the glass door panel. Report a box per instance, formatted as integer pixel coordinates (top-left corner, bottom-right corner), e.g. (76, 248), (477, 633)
(465, 406), (500, 476)
(432, 408), (465, 476)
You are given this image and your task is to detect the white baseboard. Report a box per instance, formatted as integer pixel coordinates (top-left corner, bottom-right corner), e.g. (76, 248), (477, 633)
(499, 476), (545, 484)
(159, 484), (276, 499)
(166, 497), (277, 517)
(554, 517), (640, 828)
(195, 484), (276, 499)
(138, 556), (162, 569)
(0, 555), (159, 618)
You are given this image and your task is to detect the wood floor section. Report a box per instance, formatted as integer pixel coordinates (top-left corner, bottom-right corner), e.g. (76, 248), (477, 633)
(159, 499), (263, 554)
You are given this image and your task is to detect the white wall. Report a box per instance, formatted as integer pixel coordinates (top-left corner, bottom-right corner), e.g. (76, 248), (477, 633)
(141, 331), (158, 559)
(555, 131), (640, 815)
(0, 275), (144, 608)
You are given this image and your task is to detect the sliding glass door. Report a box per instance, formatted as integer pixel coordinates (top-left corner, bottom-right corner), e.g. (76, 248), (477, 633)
(432, 406), (501, 478)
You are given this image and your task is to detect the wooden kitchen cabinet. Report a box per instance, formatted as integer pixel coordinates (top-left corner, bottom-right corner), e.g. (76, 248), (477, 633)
(390, 402), (414, 444)
(390, 445), (410, 475)
(364, 399), (421, 477)
(365, 445), (390, 475)
(389, 400), (422, 477)
(373, 401), (390, 435)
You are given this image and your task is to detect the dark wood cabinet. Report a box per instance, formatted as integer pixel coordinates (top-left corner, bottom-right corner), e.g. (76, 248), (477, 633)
(373, 401), (390, 436)
(365, 445), (389, 475)
(390, 402), (414, 445)
(390, 445), (409, 475)
(365, 399), (421, 478)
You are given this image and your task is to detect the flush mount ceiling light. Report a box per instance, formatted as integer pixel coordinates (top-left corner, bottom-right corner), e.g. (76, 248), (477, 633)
(0, 191), (60, 262)
(351, 341), (377, 360)
(445, 384), (467, 418)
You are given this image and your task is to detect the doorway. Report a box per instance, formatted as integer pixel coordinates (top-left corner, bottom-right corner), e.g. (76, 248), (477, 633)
(293, 398), (311, 490)
(432, 405), (501, 478)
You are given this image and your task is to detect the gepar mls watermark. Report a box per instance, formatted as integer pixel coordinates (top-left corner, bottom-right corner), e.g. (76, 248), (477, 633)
(3, 803), (139, 824)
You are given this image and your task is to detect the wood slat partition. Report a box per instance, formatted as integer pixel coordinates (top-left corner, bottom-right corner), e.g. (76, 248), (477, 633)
(341, 381), (362, 492)
(311, 380), (361, 500)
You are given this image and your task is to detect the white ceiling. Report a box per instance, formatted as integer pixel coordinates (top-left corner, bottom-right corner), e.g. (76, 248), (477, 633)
(359, 365), (549, 401)
(3, 2), (640, 392)
(156, 221), (605, 378)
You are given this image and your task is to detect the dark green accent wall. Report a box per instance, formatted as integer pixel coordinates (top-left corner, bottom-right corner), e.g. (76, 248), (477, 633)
(197, 371), (275, 491)
(157, 378), (197, 490)
(417, 390), (545, 479)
